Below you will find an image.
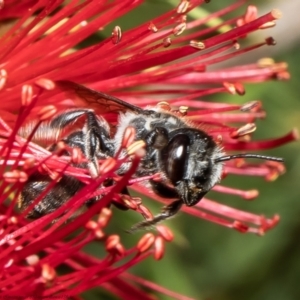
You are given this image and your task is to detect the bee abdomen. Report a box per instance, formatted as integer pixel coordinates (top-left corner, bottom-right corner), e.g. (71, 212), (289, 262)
(19, 174), (84, 218)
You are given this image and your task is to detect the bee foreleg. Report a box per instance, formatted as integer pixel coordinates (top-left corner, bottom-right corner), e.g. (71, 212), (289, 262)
(127, 199), (182, 233)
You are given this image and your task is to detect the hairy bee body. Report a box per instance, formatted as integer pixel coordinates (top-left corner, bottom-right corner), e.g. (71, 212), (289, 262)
(19, 81), (283, 231)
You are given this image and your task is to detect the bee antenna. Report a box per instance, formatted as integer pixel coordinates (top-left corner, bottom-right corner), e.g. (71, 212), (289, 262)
(214, 153), (284, 163)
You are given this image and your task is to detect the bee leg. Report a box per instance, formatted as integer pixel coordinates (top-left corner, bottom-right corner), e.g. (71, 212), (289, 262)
(86, 183), (131, 211)
(84, 113), (114, 178)
(51, 109), (113, 155)
(52, 109), (113, 177)
(127, 199), (182, 233)
(150, 181), (178, 198)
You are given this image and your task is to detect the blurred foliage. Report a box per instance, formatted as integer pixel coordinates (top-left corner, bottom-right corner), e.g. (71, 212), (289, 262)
(84, 1), (300, 299)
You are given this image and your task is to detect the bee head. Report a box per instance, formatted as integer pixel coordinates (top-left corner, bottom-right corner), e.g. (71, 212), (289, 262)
(160, 128), (223, 206)
(160, 128), (283, 207)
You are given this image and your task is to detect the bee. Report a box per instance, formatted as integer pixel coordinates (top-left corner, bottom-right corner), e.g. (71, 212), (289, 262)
(19, 81), (284, 232)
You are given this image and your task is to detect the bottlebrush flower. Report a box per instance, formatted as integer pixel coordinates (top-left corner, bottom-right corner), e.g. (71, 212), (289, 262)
(0, 0), (296, 299)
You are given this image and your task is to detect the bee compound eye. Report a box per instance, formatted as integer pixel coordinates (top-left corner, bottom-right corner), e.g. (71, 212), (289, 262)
(162, 134), (190, 185)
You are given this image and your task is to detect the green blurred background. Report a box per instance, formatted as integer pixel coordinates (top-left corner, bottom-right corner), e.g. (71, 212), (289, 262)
(84, 1), (300, 299)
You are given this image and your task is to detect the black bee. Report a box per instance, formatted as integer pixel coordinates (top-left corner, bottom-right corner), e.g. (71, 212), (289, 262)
(19, 81), (283, 231)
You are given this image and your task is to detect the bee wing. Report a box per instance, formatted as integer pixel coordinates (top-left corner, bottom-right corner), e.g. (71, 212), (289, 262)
(56, 80), (144, 114)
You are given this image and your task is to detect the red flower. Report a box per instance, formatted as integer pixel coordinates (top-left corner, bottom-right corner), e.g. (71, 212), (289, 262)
(0, 0), (296, 298)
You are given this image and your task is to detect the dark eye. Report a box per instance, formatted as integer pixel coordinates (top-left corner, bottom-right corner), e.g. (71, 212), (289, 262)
(162, 134), (190, 185)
